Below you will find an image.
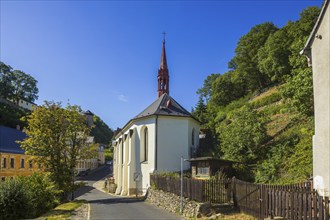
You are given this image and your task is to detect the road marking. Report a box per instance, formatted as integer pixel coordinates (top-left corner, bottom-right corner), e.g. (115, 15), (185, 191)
(87, 203), (91, 220)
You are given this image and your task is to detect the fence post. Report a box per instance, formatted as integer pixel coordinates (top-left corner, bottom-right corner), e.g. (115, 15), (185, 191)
(232, 177), (237, 207)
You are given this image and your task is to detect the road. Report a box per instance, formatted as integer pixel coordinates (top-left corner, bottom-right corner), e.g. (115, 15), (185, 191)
(74, 165), (181, 219)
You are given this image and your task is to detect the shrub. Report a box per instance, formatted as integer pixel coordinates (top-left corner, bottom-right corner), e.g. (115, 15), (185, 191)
(0, 177), (32, 220)
(0, 172), (60, 219)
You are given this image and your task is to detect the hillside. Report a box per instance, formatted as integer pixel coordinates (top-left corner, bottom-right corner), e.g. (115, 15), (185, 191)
(193, 6), (319, 184)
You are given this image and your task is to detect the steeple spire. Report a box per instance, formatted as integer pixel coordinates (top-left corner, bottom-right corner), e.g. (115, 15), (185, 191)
(158, 36), (169, 97)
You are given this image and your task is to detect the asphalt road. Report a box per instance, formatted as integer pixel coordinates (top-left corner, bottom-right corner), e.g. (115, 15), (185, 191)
(75, 165), (181, 220)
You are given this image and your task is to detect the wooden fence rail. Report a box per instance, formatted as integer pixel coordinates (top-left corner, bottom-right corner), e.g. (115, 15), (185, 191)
(150, 174), (330, 220)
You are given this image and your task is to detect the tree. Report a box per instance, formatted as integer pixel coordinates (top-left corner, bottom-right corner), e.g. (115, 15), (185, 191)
(229, 22), (278, 90)
(91, 115), (114, 145)
(217, 106), (268, 164)
(281, 7), (320, 116)
(0, 61), (39, 104)
(257, 23), (294, 83)
(210, 71), (245, 107)
(0, 62), (13, 99)
(197, 73), (220, 103)
(20, 102), (96, 200)
(192, 96), (208, 125)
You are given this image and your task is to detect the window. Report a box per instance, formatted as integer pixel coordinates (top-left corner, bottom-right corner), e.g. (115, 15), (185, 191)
(144, 128), (148, 161)
(29, 161), (33, 169)
(192, 128), (195, 146)
(197, 167), (210, 176)
(21, 159), (25, 168)
(10, 158), (14, 168)
(141, 127), (148, 162)
(2, 158), (6, 168)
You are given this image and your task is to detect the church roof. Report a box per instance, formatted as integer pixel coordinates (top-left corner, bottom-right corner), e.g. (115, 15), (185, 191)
(134, 93), (192, 119)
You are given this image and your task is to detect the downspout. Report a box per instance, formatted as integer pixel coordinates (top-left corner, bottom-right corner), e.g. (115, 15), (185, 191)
(155, 116), (158, 171)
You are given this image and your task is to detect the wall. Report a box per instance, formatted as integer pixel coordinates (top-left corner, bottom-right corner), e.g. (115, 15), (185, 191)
(113, 117), (156, 195)
(157, 116), (200, 172)
(0, 153), (41, 180)
(146, 188), (211, 218)
(311, 1), (330, 197)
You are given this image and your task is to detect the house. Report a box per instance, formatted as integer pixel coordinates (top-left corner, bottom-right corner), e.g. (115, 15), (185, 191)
(113, 40), (200, 196)
(0, 125), (41, 180)
(17, 99), (37, 111)
(75, 111), (105, 172)
(188, 157), (235, 179)
(301, 0), (330, 197)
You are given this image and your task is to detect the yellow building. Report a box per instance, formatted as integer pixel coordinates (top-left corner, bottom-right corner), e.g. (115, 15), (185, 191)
(0, 126), (41, 180)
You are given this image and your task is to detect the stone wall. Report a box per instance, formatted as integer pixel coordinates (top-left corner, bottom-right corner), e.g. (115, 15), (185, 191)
(146, 188), (211, 218)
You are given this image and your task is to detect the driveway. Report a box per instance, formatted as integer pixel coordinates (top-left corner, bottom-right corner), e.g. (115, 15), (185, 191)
(74, 165), (181, 219)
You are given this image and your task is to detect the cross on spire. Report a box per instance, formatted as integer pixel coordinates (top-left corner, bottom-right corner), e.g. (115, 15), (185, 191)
(162, 32), (166, 43)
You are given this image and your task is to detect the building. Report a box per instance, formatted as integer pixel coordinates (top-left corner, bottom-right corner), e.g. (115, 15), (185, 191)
(17, 99), (37, 111)
(301, 0), (330, 197)
(188, 157), (235, 179)
(0, 126), (41, 180)
(113, 40), (200, 196)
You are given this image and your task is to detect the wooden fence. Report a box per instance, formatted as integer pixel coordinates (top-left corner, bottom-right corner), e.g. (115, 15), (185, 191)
(150, 174), (231, 203)
(234, 178), (330, 220)
(150, 174), (330, 220)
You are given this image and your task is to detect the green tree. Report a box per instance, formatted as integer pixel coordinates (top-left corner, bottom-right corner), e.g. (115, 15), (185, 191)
(20, 102), (96, 200)
(281, 7), (320, 116)
(91, 115), (114, 145)
(197, 73), (220, 103)
(217, 106), (268, 164)
(0, 61), (39, 104)
(230, 22), (278, 90)
(257, 23), (294, 83)
(192, 96), (208, 125)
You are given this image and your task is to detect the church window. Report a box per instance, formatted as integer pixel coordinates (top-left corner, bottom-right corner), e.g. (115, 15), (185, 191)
(192, 128), (195, 146)
(141, 127), (148, 162)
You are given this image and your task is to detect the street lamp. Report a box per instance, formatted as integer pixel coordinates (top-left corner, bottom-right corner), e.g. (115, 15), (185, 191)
(180, 156), (189, 214)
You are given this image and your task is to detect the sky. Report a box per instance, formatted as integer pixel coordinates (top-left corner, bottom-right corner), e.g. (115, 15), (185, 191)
(0, 0), (323, 129)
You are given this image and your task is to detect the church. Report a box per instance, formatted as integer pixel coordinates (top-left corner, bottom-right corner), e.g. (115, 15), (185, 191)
(113, 40), (200, 196)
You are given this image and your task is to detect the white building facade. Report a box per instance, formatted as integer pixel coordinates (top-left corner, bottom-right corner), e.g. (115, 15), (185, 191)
(302, 0), (330, 196)
(113, 40), (200, 196)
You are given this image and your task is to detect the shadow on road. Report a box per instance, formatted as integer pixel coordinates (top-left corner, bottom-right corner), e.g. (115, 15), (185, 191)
(89, 197), (144, 205)
(74, 185), (95, 199)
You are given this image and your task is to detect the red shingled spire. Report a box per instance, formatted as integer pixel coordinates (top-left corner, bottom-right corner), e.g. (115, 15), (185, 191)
(158, 37), (169, 98)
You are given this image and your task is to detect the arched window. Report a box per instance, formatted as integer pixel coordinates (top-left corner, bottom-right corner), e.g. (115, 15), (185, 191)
(192, 128), (195, 146)
(144, 127), (148, 161)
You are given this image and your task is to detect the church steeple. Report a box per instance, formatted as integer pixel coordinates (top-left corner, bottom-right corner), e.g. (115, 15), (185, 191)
(158, 36), (169, 97)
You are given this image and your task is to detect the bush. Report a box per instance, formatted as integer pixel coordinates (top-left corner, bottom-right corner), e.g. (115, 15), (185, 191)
(0, 177), (31, 220)
(0, 172), (60, 219)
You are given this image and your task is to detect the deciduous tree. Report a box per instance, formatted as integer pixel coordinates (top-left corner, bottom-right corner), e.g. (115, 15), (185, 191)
(20, 102), (97, 200)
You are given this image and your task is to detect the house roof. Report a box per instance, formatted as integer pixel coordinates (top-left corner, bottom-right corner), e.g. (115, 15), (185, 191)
(301, 0), (329, 56)
(0, 126), (26, 154)
(134, 93), (192, 119)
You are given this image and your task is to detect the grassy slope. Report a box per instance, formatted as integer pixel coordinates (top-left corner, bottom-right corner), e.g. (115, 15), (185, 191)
(223, 85), (313, 184)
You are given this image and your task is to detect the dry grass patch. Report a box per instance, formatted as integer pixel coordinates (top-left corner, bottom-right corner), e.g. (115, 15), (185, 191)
(37, 199), (87, 220)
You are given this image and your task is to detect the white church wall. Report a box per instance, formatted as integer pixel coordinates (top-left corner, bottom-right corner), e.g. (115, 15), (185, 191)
(157, 116), (190, 172)
(311, 1), (330, 197)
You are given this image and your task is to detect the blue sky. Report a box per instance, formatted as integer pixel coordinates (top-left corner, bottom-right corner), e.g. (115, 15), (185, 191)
(0, 0), (323, 129)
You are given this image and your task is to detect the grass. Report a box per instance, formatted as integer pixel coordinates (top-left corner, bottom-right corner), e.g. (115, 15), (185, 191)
(37, 199), (87, 220)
